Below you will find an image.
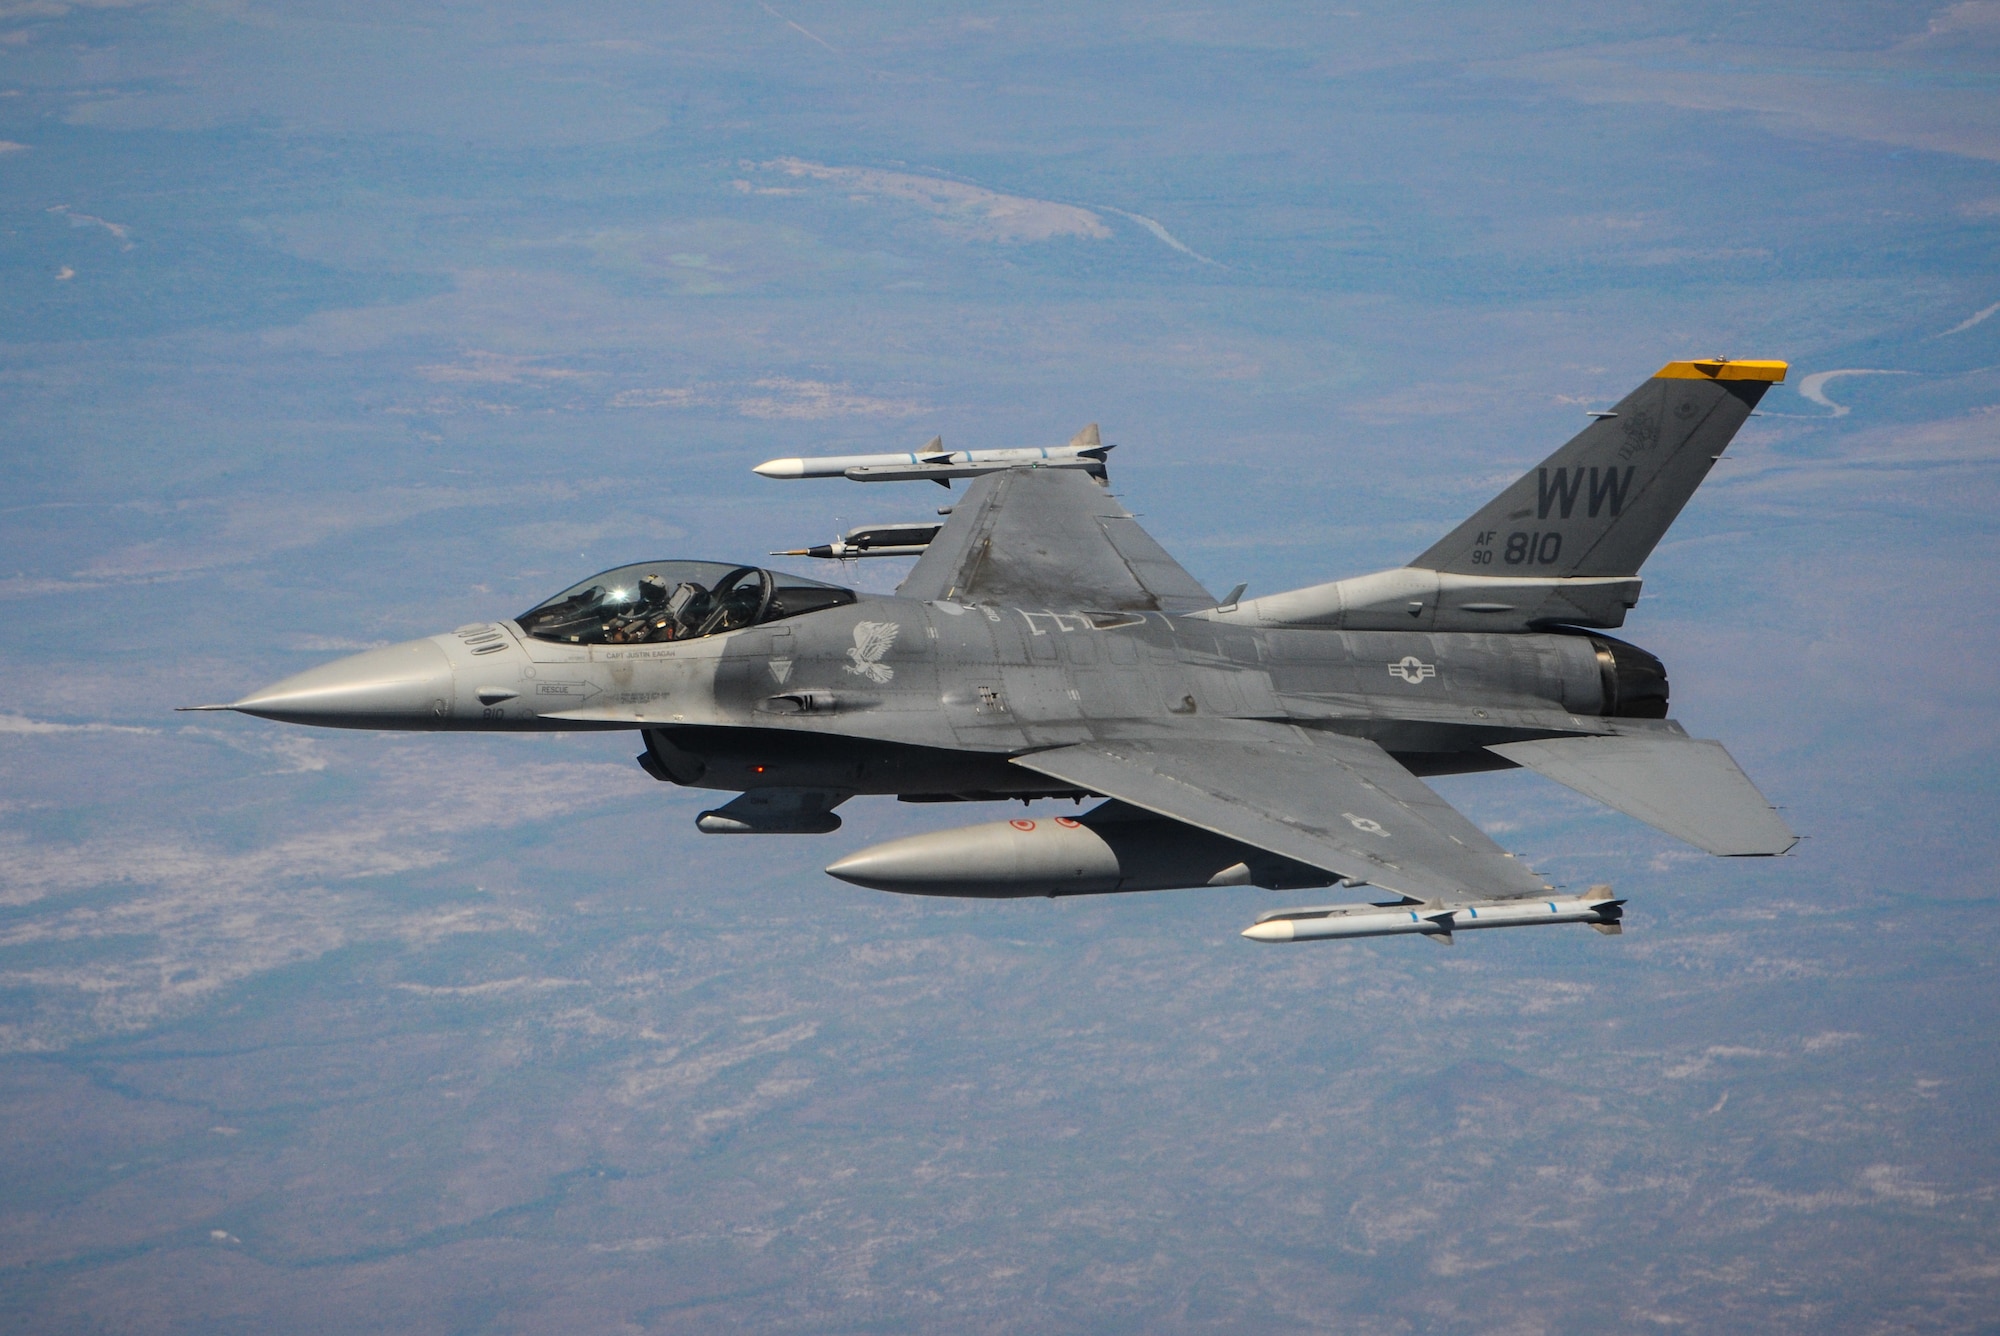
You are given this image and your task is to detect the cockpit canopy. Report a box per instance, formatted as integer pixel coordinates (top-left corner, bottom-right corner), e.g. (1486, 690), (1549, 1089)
(516, 560), (856, 645)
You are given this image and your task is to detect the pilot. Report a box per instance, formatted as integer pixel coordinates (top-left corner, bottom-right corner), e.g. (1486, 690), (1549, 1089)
(600, 574), (677, 644)
(620, 574), (677, 643)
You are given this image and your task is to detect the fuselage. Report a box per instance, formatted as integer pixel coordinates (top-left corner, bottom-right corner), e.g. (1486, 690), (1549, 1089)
(231, 588), (1664, 799)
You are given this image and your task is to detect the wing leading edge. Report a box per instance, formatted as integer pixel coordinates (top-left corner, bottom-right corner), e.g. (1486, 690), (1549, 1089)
(1010, 725), (1553, 904)
(897, 467), (1214, 612)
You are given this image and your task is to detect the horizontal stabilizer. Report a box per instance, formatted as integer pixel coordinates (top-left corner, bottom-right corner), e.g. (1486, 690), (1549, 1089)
(1486, 734), (1795, 856)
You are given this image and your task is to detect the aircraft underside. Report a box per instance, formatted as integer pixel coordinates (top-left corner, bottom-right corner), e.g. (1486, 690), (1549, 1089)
(640, 722), (1517, 802)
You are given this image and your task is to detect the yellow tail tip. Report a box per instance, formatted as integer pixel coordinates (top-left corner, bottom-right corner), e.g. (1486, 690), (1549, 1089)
(1654, 358), (1788, 384)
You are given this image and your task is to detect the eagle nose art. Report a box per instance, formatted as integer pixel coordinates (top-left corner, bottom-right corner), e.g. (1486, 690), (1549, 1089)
(230, 638), (456, 726)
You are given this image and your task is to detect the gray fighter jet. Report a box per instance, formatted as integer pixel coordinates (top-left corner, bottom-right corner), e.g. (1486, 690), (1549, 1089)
(191, 358), (1796, 944)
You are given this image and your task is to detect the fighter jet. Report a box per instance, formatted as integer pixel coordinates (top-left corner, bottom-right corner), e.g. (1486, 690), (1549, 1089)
(190, 359), (1796, 944)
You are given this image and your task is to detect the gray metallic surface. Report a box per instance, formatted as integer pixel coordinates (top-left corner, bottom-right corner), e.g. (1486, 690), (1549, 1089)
(695, 787), (849, 835)
(824, 802), (1336, 898)
(898, 466), (1215, 612)
(204, 362), (1795, 925)
(229, 637), (457, 728)
(1010, 727), (1554, 902)
(1414, 373), (1772, 578)
(1487, 733), (1798, 856)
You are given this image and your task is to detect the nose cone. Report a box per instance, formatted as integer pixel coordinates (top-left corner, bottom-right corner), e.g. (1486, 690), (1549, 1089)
(752, 457), (806, 479)
(824, 841), (934, 891)
(232, 638), (456, 728)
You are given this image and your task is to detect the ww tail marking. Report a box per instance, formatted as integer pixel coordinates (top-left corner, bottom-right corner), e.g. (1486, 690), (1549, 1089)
(1537, 466), (1635, 521)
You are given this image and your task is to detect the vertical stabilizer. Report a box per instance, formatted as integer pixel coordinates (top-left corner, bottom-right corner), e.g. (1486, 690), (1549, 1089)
(1413, 360), (1786, 579)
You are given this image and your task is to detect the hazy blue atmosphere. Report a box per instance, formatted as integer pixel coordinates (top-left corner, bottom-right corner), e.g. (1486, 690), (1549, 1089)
(2, 1), (1997, 1330)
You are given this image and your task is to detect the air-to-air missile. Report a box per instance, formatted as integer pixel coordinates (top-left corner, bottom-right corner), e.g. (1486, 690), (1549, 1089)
(772, 521), (944, 561)
(754, 426), (1109, 485)
(1239, 890), (1624, 944)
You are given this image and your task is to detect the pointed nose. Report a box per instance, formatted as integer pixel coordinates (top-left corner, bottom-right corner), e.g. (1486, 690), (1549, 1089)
(823, 844), (912, 890)
(231, 638), (456, 728)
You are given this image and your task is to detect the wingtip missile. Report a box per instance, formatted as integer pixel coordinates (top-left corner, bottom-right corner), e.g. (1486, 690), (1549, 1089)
(1242, 890), (1623, 943)
(753, 432), (1113, 482)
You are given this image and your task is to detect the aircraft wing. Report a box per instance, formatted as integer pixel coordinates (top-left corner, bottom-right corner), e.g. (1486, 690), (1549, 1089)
(897, 467), (1215, 612)
(1010, 724), (1553, 903)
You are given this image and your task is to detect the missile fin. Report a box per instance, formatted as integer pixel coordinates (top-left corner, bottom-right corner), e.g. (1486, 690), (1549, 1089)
(1421, 901), (1456, 943)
